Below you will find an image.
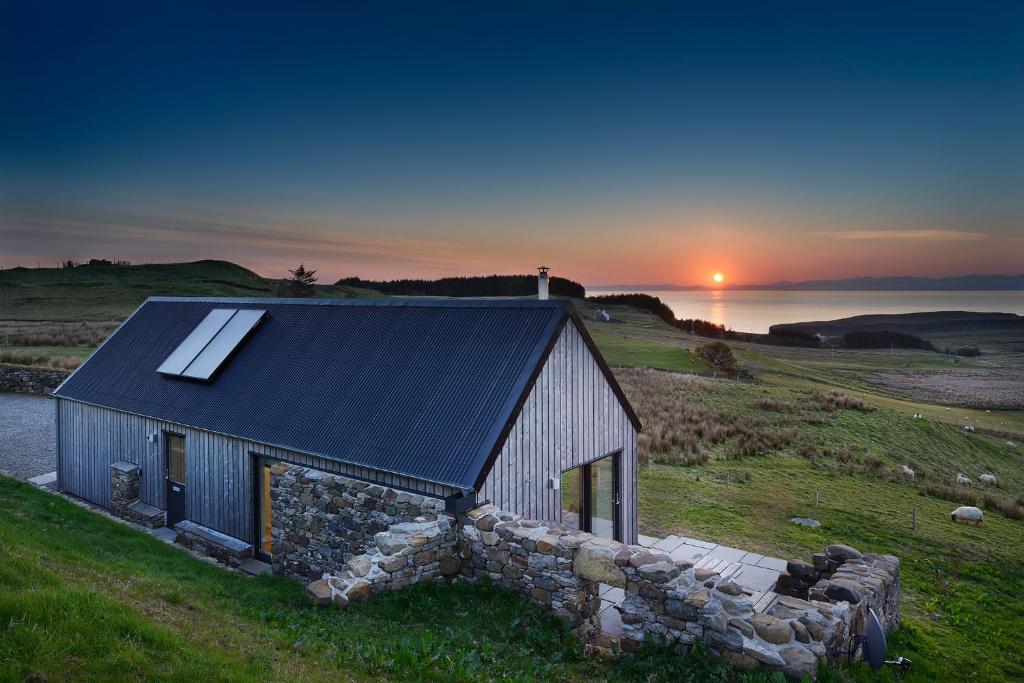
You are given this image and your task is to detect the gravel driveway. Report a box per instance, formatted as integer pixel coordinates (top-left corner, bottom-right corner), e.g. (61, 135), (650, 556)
(0, 394), (55, 480)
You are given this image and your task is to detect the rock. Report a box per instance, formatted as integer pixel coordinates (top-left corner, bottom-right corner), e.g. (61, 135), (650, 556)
(305, 579), (332, 605)
(331, 591), (349, 608)
(786, 559), (819, 582)
(723, 649), (760, 671)
(811, 552), (830, 572)
(345, 579), (372, 603)
(779, 646), (819, 679)
(825, 544), (862, 563)
(573, 539), (627, 587)
(742, 637), (787, 666)
(824, 581), (863, 604)
(790, 619), (810, 643)
(684, 587), (711, 609)
(375, 533), (407, 556)
(536, 534), (561, 554)
(800, 617), (826, 641)
(481, 531), (499, 546)
(378, 555), (407, 573)
(790, 517), (821, 528)
(627, 551), (661, 568)
(637, 561), (680, 583)
(666, 598), (697, 620)
(729, 617), (755, 638)
(475, 514), (500, 531)
(694, 568), (718, 581)
(716, 580), (745, 596)
(439, 556), (461, 576)
(347, 555), (371, 577)
(750, 613), (791, 645)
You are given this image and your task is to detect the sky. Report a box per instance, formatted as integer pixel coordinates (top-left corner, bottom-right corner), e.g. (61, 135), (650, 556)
(2, 1), (1022, 286)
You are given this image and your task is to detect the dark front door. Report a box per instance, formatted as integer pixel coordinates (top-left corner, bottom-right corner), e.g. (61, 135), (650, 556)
(165, 433), (186, 526)
(560, 451), (621, 541)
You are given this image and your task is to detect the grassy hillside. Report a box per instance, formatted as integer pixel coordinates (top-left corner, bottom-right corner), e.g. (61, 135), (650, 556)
(573, 301), (1024, 682)
(0, 260), (380, 321)
(1, 476), (855, 682)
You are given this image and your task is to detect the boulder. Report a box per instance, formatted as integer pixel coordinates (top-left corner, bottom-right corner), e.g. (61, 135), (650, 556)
(574, 539), (627, 587)
(305, 579), (332, 605)
(779, 646), (819, 679)
(345, 579), (372, 603)
(742, 637), (787, 666)
(750, 613), (791, 645)
(786, 559), (819, 582)
(790, 619), (811, 644)
(684, 587), (711, 609)
(825, 544), (862, 563)
(824, 581), (863, 604)
(637, 561), (680, 583)
(716, 580), (745, 596)
(347, 555), (371, 577)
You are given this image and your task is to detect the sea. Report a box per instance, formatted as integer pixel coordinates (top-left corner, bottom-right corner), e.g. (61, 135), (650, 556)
(592, 290), (1024, 334)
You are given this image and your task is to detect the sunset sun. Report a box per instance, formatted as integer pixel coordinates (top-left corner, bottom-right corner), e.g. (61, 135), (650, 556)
(713, 272), (725, 284)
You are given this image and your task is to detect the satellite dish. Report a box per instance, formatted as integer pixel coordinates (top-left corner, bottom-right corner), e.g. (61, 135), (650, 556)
(862, 608), (887, 670)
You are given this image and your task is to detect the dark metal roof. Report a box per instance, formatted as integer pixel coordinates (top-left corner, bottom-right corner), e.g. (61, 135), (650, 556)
(55, 297), (640, 490)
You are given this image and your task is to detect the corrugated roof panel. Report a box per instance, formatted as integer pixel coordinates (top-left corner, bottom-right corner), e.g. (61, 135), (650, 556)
(55, 297), (573, 489)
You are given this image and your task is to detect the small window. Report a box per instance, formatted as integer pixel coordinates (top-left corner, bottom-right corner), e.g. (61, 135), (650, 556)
(167, 433), (186, 484)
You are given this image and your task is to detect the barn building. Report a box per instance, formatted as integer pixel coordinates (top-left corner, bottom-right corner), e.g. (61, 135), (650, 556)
(53, 295), (642, 567)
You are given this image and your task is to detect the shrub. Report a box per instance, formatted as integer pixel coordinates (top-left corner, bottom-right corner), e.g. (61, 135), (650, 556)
(922, 483), (977, 507)
(758, 397), (792, 412)
(695, 342), (740, 376)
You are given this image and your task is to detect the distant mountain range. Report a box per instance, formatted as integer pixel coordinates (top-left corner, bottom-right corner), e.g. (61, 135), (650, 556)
(590, 274), (1024, 292)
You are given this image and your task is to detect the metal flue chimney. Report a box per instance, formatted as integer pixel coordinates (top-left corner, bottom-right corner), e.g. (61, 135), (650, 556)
(537, 266), (550, 300)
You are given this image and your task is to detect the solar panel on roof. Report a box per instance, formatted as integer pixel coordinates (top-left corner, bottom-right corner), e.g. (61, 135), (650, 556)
(180, 308), (266, 380)
(156, 308), (235, 375)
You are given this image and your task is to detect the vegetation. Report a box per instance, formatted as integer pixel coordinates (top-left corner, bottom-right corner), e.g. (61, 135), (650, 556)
(694, 341), (741, 376)
(278, 263), (319, 298)
(338, 273), (587, 298)
(0, 477), (839, 682)
(841, 330), (936, 351)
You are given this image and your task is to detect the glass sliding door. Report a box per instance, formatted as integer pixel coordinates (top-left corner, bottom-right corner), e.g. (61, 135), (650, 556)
(589, 455), (616, 539)
(559, 451), (621, 541)
(560, 467), (584, 531)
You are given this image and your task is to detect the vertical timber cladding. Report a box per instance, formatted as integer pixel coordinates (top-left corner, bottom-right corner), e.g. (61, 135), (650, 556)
(479, 320), (640, 543)
(56, 399), (457, 543)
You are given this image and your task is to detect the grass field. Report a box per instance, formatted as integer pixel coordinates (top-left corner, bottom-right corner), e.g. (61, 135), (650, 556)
(2, 476), (874, 682)
(574, 305), (1024, 683)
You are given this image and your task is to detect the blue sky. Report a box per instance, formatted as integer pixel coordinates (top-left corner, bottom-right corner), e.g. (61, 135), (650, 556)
(2, 2), (1021, 284)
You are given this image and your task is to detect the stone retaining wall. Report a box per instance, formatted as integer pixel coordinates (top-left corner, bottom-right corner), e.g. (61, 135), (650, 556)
(306, 516), (461, 607)
(269, 463), (446, 580)
(456, 505), (604, 638)
(0, 364), (69, 393)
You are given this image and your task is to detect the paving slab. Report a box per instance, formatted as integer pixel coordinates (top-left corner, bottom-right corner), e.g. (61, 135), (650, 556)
(27, 471), (57, 487)
(738, 552), (764, 565)
(637, 533), (660, 547)
(240, 558), (273, 576)
(669, 543), (708, 563)
(652, 535), (686, 553)
(704, 545), (747, 563)
(730, 564), (782, 593)
(148, 527), (178, 543)
(756, 556), (788, 572)
(677, 536), (717, 550)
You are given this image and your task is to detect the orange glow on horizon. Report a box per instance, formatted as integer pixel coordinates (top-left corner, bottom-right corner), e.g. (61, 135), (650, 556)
(713, 272), (725, 284)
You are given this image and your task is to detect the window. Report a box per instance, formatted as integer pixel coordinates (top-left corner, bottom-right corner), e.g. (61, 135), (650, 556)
(166, 433), (186, 484)
(559, 452), (621, 540)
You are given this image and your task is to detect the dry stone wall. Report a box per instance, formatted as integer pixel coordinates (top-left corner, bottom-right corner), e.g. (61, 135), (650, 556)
(0, 364), (69, 393)
(269, 463), (445, 580)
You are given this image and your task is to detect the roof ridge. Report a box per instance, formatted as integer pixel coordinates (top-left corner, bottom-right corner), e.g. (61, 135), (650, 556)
(144, 296), (570, 308)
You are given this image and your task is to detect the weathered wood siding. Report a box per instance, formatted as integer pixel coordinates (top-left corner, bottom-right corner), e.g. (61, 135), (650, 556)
(56, 398), (457, 543)
(479, 320), (639, 543)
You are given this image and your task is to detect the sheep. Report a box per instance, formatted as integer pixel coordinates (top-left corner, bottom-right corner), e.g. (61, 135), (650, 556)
(979, 473), (997, 487)
(963, 424), (976, 433)
(951, 506), (984, 525)
(956, 473), (972, 487)
(901, 465), (915, 480)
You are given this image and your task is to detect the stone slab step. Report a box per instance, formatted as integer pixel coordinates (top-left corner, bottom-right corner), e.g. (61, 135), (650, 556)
(27, 471), (57, 487)
(174, 520), (252, 556)
(240, 558), (273, 576)
(128, 500), (164, 521)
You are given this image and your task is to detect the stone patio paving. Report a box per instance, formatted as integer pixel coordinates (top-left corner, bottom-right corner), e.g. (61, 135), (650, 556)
(599, 533), (787, 638)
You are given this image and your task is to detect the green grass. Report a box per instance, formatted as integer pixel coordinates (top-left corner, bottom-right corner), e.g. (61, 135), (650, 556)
(0, 260), (381, 321)
(575, 305), (1024, 683)
(1, 477), (828, 682)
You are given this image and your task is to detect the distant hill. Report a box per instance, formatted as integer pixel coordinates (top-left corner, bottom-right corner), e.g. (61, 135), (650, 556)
(0, 260), (379, 320)
(770, 311), (1024, 336)
(337, 274), (586, 298)
(591, 273), (1024, 291)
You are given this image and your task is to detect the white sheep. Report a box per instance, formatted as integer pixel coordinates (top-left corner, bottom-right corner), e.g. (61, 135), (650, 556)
(951, 506), (984, 525)
(963, 424), (975, 433)
(956, 473), (972, 487)
(902, 465), (915, 480)
(979, 473), (997, 487)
